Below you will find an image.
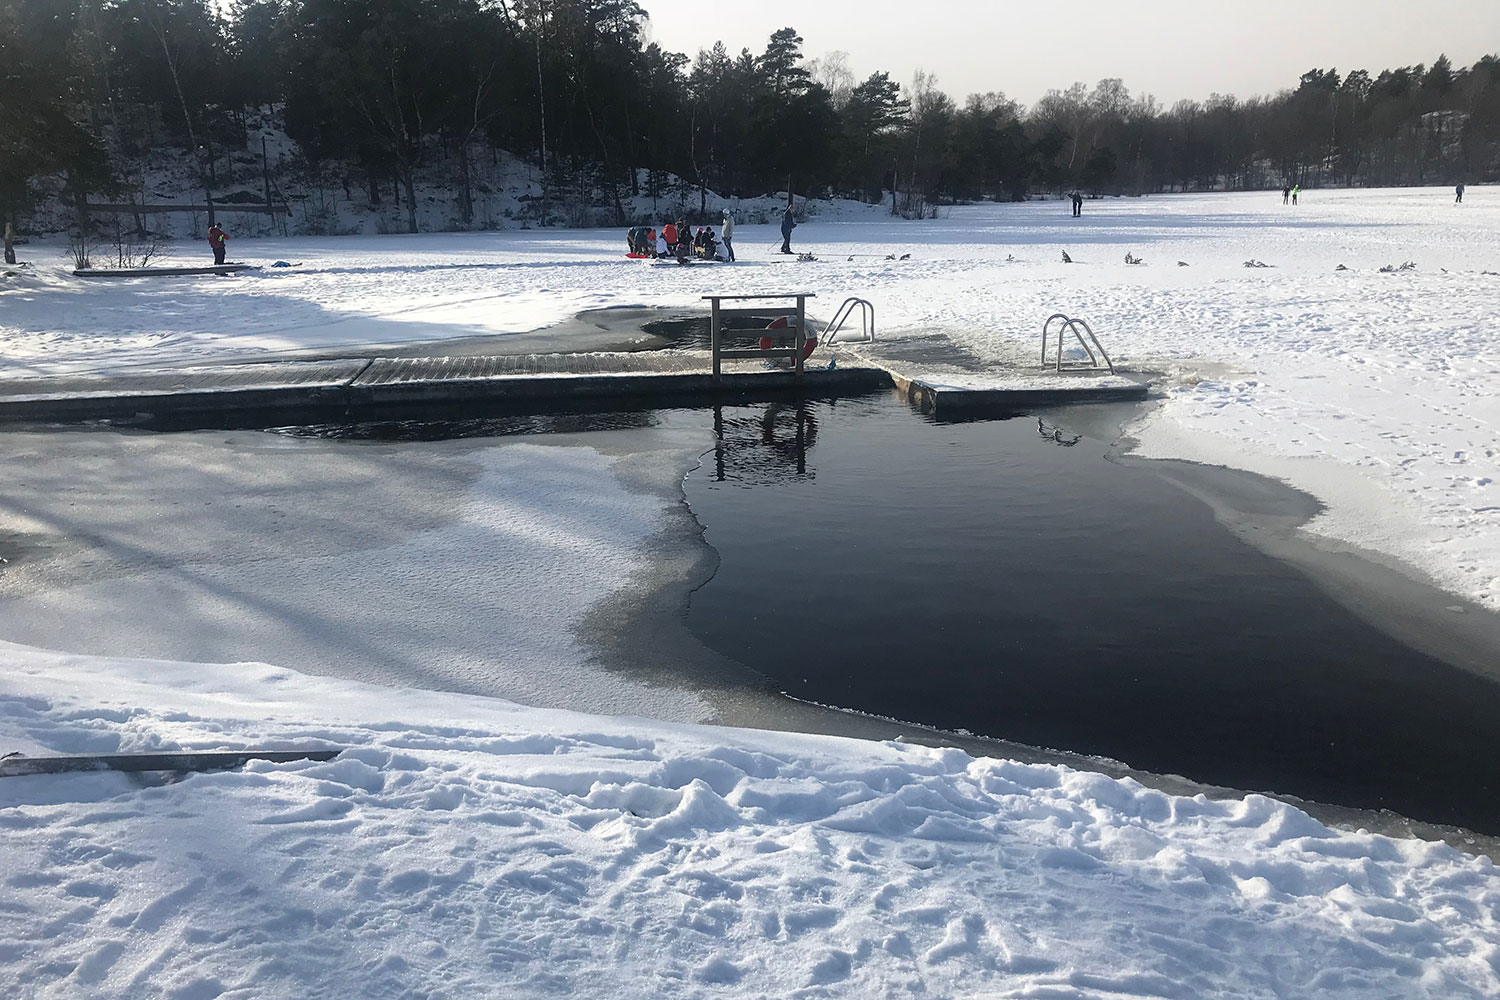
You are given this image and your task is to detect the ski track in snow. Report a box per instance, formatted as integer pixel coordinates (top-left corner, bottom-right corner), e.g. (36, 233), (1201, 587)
(3, 187), (1495, 609)
(2, 645), (1499, 999)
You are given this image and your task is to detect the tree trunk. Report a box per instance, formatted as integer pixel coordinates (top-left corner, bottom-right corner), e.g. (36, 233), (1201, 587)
(458, 142), (474, 225)
(149, 15), (213, 225)
(132, 179), (146, 236)
(402, 168), (418, 233)
(72, 184), (90, 235)
(3, 221), (15, 266)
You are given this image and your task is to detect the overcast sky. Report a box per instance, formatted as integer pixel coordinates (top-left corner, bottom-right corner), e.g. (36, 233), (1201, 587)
(635, 0), (1500, 108)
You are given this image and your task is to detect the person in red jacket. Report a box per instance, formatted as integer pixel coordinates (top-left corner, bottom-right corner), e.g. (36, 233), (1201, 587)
(661, 221), (678, 253)
(207, 223), (228, 265)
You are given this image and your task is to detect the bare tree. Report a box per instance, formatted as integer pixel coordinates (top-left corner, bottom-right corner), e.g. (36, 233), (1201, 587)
(141, 3), (215, 223)
(809, 50), (854, 110)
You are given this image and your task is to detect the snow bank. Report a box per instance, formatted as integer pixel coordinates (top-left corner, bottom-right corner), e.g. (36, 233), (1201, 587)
(2, 642), (1498, 999)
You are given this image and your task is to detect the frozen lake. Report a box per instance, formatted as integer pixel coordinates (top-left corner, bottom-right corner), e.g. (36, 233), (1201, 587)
(5, 187), (1493, 620)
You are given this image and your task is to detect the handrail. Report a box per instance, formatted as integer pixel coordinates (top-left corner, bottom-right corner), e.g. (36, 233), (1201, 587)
(821, 297), (876, 345)
(1041, 313), (1115, 375)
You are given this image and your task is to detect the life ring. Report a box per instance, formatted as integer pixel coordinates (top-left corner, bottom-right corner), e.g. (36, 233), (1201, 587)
(759, 316), (818, 358)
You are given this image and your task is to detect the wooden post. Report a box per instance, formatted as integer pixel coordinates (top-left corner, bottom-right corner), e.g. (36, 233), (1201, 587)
(710, 296), (722, 382)
(794, 295), (806, 378)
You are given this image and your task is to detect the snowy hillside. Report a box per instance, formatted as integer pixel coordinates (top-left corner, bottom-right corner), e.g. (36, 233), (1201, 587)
(19, 112), (884, 241)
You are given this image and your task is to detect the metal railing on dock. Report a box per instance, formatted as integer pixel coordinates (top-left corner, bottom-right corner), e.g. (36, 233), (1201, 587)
(821, 297), (876, 346)
(704, 293), (815, 381)
(1040, 313), (1116, 375)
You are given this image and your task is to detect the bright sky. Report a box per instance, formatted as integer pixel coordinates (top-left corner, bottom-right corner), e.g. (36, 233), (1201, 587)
(636, 0), (1500, 108)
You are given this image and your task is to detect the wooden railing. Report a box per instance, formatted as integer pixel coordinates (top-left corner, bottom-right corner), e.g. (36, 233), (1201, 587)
(704, 293), (816, 381)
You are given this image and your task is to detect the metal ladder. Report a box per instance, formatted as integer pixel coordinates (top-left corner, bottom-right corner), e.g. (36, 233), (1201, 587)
(820, 297), (876, 346)
(1040, 313), (1115, 375)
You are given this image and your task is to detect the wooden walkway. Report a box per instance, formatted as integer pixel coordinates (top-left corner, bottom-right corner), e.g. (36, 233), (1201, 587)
(0, 351), (888, 427)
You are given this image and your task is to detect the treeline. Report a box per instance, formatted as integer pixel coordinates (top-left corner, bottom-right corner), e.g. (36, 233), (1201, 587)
(4, 0), (1498, 234)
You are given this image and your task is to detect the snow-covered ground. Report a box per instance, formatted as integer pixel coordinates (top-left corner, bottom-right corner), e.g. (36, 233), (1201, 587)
(3, 187), (1495, 611)
(6, 643), (1500, 999)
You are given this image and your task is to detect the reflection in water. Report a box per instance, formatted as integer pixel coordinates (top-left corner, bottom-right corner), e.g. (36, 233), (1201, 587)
(713, 401), (819, 485)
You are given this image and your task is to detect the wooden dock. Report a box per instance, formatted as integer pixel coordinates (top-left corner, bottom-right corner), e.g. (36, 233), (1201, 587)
(0, 345), (1150, 430)
(0, 352), (888, 428)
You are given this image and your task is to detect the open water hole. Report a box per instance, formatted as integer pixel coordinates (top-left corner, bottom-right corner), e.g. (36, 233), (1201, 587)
(286, 392), (1500, 834)
(679, 395), (1500, 835)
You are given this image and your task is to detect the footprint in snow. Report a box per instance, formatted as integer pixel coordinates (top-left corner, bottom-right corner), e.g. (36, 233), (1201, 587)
(807, 949), (853, 985)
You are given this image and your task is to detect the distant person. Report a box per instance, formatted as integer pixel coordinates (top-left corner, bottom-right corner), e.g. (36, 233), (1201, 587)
(780, 206), (797, 254)
(656, 229), (668, 258)
(1282, 185), (1291, 205)
(1071, 191), (1083, 217)
(1456, 183), (1465, 204)
(207, 223), (228, 265)
(721, 210), (736, 262)
(1291, 185), (1299, 206)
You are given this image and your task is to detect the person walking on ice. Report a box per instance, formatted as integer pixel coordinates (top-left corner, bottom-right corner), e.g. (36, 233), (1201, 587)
(1456, 183), (1465, 204)
(780, 205), (797, 254)
(721, 210), (736, 262)
(1291, 185), (1299, 206)
(1282, 184), (1291, 205)
(207, 222), (228, 265)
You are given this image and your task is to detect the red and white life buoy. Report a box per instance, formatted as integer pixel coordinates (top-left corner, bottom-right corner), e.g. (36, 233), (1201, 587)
(759, 316), (818, 358)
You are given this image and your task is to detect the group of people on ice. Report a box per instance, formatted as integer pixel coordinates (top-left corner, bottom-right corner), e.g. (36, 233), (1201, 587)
(623, 206), (802, 263)
(627, 212), (737, 262)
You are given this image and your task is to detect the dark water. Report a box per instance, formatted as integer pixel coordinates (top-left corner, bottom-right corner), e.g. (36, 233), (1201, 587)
(683, 396), (1500, 834)
(271, 408), (663, 441)
(643, 314), (788, 350)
